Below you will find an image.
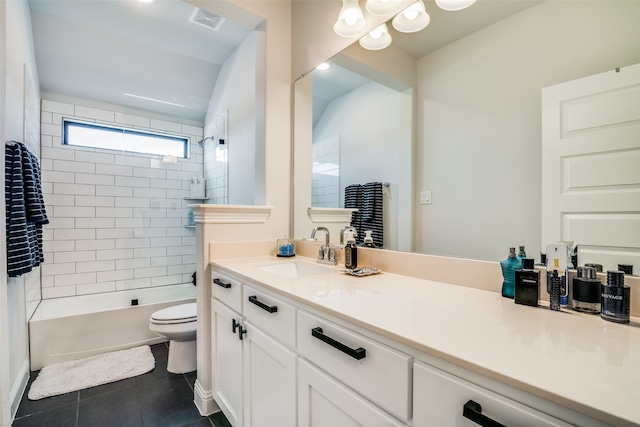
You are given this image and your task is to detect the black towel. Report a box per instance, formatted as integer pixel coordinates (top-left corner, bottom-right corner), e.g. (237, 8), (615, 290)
(361, 182), (383, 248)
(344, 184), (362, 241)
(5, 141), (48, 277)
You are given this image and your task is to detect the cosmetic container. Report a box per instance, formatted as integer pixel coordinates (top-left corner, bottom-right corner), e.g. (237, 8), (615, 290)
(618, 264), (633, 275)
(515, 258), (539, 307)
(601, 270), (630, 324)
(277, 238), (295, 257)
(344, 231), (358, 270)
(572, 266), (600, 314)
(500, 247), (520, 299)
(585, 263), (603, 272)
(517, 245), (527, 261)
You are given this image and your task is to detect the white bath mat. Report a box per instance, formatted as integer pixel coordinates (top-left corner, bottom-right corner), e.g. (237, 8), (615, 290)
(28, 345), (155, 400)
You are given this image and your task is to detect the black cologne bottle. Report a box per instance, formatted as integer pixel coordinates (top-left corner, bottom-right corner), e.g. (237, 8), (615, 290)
(572, 266), (601, 314)
(515, 258), (539, 307)
(601, 270), (630, 324)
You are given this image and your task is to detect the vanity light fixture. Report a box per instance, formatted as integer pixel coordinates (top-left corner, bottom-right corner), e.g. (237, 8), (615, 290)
(316, 63), (332, 71)
(435, 0), (477, 11)
(334, 0), (367, 37)
(365, 0), (404, 15)
(359, 23), (392, 50)
(392, 0), (430, 33)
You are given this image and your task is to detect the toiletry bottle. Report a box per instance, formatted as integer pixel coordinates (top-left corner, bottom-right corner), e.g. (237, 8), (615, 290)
(601, 270), (630, 324)
(344, 231), (358, 270)
(517, 245), (527, 261)
(500, 247), (520, 298)
(546, 243), (568, 310)
(515, 258), (539, 307)
(363, 230), (376, 248)
(572, 266), (601, 314)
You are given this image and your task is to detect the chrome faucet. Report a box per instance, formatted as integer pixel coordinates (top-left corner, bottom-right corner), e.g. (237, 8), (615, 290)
(310, 227), (337, 265)
(339, 226), (358, 245)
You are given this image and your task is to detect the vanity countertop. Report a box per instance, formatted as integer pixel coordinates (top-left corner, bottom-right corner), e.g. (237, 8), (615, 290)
(211, 255), (640, 427)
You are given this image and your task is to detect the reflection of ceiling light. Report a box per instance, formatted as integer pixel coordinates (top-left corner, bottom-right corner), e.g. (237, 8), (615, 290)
(136, 0), (156, 4)
(359, 24), (392, 50)
(334, 0), (367, 37)
(435, 0), (477, 11)
(316, 63), (331, 71)
(365, 0), (403, 16)
(392, 1), (430, 33)
(123, 93), (187, 108)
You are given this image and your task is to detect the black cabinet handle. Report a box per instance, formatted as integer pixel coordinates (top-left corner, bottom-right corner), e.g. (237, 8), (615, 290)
(213, 278), (231, 289)
(249, 295), (278, 313)
(232, 318), (240, 334)
(463, 400), (506, 427)
(238, 325), (247, 340)
(311, 327), (366, 360)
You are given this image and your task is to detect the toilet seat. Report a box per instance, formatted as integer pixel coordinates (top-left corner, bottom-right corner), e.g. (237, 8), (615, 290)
(150, 303), (197, 325)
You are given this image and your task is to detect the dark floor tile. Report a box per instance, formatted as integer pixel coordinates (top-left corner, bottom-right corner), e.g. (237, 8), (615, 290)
(184, 371), (197, 392)
(79, 377), (135, 400)
(78, 387), (143, 427)
(182, 417), (214, 427)
(15, 384), (78, 419)
(136, 373), (201, 427)
(209, 411), (233, 427)
(12, 401), (77, 427)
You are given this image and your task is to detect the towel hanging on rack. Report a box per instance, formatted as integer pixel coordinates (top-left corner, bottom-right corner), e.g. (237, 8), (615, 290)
(5, 140), (49, 277)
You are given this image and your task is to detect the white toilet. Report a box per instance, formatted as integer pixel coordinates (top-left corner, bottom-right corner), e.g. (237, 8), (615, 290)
(149, 302), (197, 374)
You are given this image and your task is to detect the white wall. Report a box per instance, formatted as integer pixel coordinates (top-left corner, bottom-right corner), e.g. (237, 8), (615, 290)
(312, 81), (412, 250)
(40, 97), (203, 298)
(1, 0), (40, 420)
(415, 0), (640, 262)
(205, 29), (265, 206)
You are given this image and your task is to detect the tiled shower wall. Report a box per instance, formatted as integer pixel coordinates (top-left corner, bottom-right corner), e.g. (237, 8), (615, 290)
(311, 136), (340, 208)
(39, 98), (204, 299)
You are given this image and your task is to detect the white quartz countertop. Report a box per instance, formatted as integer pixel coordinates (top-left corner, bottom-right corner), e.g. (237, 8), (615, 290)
(211, 256), (640, 427)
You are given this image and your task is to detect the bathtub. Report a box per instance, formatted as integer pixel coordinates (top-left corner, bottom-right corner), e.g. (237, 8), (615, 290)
(29, 283), (196, 371)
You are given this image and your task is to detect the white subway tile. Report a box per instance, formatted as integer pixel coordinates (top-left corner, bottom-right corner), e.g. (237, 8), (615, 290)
(115, 218), (149, 228)
(135, 227), (166, 238)
(53, 206), (95, 218)
(115, 155), (150, 168)
(150, 256), (182, 267)
(133, 188), (166, 198)
(40, 111), (53, 124)
(114, 176), (149, 188)
(40, 135), (53, 148)
(150, 179), (182, 190)
(75, 218), (115, 229)
(41, 158), (53, 171)
(53, 250), (96, 264)
(41, 275), (54, 288)
(96, 164), (133, 177)
(42, 146), (74, 161)
(75, 151), (115, 165)
(150, 218), (182, 228)
(75, 105), (114, 122)
(96, 249), (133, 261)
(47, 218), (75, 229)
(55, 272), (97, 286)
(115, 197), (149, 208)
(53, 159), (95, 174)
(116, 258), (150, 270)
(75, 195), (115, 207)
(168, 264), (195, 275)
(41, 262), (76, 276)
(181, 124), (203, 136)
(76, 239), (115, 251)
(133, 207), (167, 218)
(43, 240), (75, 253)
(166, 227), (191, 237)
(151, 275), (185, 287)
(75, 173), (115, 186)
(182, 254), (196, 265)
(42, 285), (76, 299)
(134, 266), (166, 279)
(181, 236), (196, 246)
(96, 207), (133, 218)
(167, 245), (196, 256)
(53, 183), (96, 196)
(150, 158), (181, 170)
(133, 247), (166, 258)
(53, 228), (96, 241)
(166, 170), (193, 181)
(44, 194), (75, 206)
(115, 238), (150, 249)
(96, 185), (133, 197)
(42, 99), (74, 115)
(76, 260), (116, 273)
(115, 112), (149, 128)
(150, 237), (181, 248)
(76, 282), (116, 295)
(116, 278), (150, 291)
(40, 123), (62, 138)
(149, 118), (181, 133)
(97, 269), (134, 282)
(96, 228), (133, 239)
(134, 168), (166, 179)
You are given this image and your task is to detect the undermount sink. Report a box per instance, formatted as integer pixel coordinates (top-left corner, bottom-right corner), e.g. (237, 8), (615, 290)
(256, 261), (337, 279)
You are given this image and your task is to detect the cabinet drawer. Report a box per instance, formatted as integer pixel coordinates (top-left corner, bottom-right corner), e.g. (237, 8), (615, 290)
(211, 270), (243, 313)
(297, 310), (411, 421)
(243, 285), (296, 349)
(413, 362), (573, 427)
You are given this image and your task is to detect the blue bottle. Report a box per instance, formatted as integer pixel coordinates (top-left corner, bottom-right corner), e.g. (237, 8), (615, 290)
(500, 247), (520, 298)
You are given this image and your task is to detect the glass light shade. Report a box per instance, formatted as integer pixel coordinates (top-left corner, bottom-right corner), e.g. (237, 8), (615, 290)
(359, 23), (392, 50)
(365, 0), (404, 15)
(392, 1), (430, 33)
(334, 0), (367, 37)
(435, 0), (476, 11)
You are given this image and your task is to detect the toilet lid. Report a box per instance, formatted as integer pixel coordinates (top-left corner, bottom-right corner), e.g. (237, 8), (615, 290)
(151, 302), (197, 323)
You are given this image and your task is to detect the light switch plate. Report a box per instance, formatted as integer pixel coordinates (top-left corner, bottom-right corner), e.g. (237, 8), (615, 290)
(420, 190), (432, 205)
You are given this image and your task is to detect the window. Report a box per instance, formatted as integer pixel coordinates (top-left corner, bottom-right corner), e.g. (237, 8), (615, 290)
(63, 119), (189, 158)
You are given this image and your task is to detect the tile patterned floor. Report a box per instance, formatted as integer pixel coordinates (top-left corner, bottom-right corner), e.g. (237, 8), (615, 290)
(12, 343), (231, 427)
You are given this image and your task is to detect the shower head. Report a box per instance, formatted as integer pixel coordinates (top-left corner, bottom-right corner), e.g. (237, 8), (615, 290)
(196, 136), (214, 148)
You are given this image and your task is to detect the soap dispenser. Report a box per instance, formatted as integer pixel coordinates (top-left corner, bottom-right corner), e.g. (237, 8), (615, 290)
(363, 230), (376, 248)
(500, 247), (520, 298)
(344, 231), (358, 270)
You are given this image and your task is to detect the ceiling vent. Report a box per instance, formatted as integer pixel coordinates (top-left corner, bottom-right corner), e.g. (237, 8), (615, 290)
(189, 8), (226, 31)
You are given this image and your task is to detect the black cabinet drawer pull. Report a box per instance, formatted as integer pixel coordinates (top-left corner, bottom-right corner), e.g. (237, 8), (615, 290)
(311, 327), (366, 360)
(232, 318), (240, 334)
(213, 278), (231, 289)
(463, 400), (506, 427)
(249, 295), (278, 313)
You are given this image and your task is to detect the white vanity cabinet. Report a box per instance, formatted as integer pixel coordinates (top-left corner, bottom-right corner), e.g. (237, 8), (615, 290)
(211, 270), (297, 427)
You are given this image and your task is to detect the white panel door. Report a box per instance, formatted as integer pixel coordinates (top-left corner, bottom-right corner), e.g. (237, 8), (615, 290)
(542, 63), (640, 272)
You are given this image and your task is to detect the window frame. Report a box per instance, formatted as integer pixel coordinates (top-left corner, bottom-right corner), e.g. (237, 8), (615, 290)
(62, 118), (190, 159)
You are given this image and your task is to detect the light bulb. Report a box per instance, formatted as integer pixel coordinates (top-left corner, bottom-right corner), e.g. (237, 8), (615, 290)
(344, 11), (359, 26)
(403, 4), (420, 20)
(370, 28), (383, 39)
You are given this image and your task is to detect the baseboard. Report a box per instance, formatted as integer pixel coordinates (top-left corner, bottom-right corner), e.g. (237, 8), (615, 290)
(10, 357), (29, 420)
(193, 379), (219, 416)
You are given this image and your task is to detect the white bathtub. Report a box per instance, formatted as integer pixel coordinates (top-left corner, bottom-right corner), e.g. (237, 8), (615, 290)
(29, 283), (196, 370)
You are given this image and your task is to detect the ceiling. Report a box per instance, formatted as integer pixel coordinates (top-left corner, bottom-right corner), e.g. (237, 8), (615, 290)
(28, 0), (252, 122)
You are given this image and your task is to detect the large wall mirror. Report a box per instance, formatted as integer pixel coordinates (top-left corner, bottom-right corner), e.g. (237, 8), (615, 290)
(293, 0), (640, 270)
